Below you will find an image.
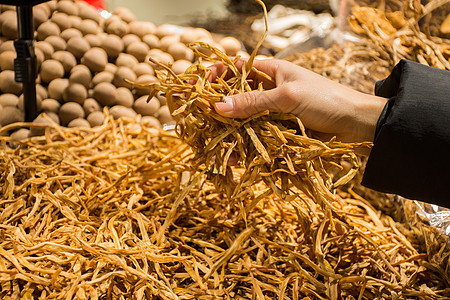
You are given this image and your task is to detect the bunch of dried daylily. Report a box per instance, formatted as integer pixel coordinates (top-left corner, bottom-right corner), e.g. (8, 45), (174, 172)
(0, 113), (449, 299)
(133, 1), (371, 209)
(348, 0), (450, 70)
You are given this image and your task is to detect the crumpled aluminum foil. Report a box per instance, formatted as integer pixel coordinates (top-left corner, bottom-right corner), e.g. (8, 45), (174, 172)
(412, 200), (450, 236)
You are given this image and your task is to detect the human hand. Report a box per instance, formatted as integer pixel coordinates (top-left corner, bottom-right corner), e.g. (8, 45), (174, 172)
(209, 59), (387, 145)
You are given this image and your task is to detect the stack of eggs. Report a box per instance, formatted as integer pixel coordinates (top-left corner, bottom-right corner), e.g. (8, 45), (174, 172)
(0, 0), (245, 140)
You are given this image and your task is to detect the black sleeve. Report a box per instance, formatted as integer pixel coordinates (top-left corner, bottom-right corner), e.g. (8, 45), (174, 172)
(361, 59), (450, 207)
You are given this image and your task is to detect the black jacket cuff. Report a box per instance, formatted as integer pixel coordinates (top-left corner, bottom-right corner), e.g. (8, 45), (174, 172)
(362, 59), (450, 206)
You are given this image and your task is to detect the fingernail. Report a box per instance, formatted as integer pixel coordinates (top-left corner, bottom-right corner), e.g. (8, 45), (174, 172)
(215, 97), (234, 113)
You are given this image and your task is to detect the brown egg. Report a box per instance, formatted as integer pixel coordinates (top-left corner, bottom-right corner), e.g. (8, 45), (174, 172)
(156, 91), (167, 106)
(87, 111), (105, 127)
(112, 7), (136, 23)
(156, 105), (174, 125)
(11, 128), (30, 141)
(51, 12), (71, 31)
(29, 114), (54, 136)
(103, 15), (121, 28)
(155, 24), (175, 39)
(83, 98), (101, 115)
(41, 98), (61, 113)
(180, 27), (199, 44)
(35, 2), (50, 16)
(121, 34), (140, 48)
(0, 9), (15, 25)
(92, 71), (114, 86)
(33, 6), (49, 27)
(133, 74), (157, 97)
(0, 93), (19, 107)
(36, 21), (61, 41)
(159, 35), (180, 52)
(167, 43), (194, 61)
(132, 63), (154, 77)
(35, 48), (45, 69)
(56, 0), (78, 16)
(172, 59), (192, 75)
(46, 1), (57, 13)
(70, 64), (90, 75)
(109, 105), (137, 119)
(128, 21), (155, 38)
(141, 116), (161, 128)
(82, 47), (108, 73)
(45, 36), (67, 51)
(67, 36), (91, 60)
(105, 63), (117, 74)
(68, 117), (90, 128)
(0, 50), (15, 71)
(115, 87), (134, 108)
(146, 49), (174, 69)
(84, 34), (102, 47)
(48, 78), (70, 101)
(93, 82), (117, 106)
(106, 20), (128, 37)
(142, 34), (159, 49)
(0, 10), (17, 39)
(69, 65), (92, 89)
(0, 5), (15, 13)
(194, 28), (213, 40)
(77, 2), (101, 23)
(63, 83), (87, 104)
(69, 15), (82, 28)
(52, 51), (77, 74)
(102, 34), (124, 58)
(60, 28), (83, 42)
(0, 106), (24, 126)
(115, 53), (139, 68)
(133, 95), (160, 116)
(59, 102), (85, 125)
(126, 41), (149, 62)
(219, 36), (242, 56)
(46, 112), (60, 124)
(40, 59), (65, 83)
(35, 41), (54, 60)
(113, 66), (136, 89)
(0, 40), (15, 53)
(36, 84), (48, 100)
(77, 19), (100, 35)
(0, 70), (22, 94)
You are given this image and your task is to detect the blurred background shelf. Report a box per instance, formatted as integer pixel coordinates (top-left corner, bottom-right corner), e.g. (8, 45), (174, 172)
(106, 0), (229, 25)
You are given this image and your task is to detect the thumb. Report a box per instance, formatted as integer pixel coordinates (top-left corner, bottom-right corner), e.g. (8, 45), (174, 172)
(214, 89), (281, 119)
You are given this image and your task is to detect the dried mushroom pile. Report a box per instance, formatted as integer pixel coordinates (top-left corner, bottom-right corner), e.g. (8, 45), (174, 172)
(0, 0), (244, 139)
(0, 115), (449, 299)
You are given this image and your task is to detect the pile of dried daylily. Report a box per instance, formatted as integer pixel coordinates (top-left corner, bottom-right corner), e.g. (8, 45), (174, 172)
(285, 41), (391, 94)
(1, 113), (449, 299)
(348, 0), (450, 70)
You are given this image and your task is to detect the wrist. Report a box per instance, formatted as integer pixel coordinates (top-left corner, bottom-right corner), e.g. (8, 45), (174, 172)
(351, 92), (387, 143)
